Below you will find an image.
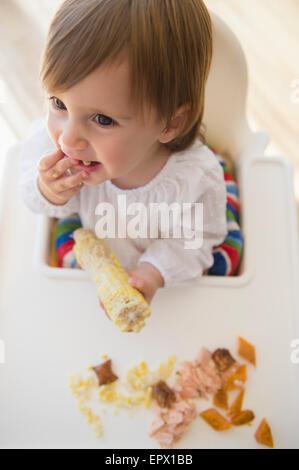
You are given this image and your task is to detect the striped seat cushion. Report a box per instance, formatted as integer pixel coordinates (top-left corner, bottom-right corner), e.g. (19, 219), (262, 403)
(204, 147), (244, 276)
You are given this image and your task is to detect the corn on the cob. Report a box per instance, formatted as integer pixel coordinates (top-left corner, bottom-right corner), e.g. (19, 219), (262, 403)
(73, 228), (151, 332)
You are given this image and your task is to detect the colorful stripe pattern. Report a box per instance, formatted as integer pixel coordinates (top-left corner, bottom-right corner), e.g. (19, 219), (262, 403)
(204, 147), (244, 276)
(54, 215), (82, 268)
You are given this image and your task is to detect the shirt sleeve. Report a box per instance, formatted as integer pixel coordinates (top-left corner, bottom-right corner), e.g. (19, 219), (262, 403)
(138, 154), (228, 288)
(19, 115), (80, 218)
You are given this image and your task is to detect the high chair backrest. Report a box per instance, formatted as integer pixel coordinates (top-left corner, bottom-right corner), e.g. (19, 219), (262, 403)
(203, 11), (253, 162)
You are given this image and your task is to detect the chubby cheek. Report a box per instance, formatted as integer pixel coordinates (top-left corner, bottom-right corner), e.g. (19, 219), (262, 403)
(99, 141), (137, 176)
(46, 113), (59, 148)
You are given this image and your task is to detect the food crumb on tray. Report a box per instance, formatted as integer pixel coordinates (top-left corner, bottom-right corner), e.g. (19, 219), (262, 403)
(69, 337), (274, 448)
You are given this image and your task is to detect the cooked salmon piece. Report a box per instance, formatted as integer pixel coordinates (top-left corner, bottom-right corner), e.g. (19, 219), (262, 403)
(195, 347), (219, 375)
(175, 352), (222, 400)
(164, 409), (184, 427)
(155, 431), (174, 448)
(197, 347), (241, 391)
(149, 412), (166, 436)
(149, 395), (197, 448)
(195, 347), (212, 367)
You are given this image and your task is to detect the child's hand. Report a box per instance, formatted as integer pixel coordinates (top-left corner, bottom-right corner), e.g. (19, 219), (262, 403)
(127, 262), (164, 305)
(98, 262), (163, 332)
(37, 147), (89, 205)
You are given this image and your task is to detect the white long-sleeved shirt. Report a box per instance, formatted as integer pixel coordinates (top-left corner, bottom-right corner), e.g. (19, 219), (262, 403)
(20, 116), (228, 288)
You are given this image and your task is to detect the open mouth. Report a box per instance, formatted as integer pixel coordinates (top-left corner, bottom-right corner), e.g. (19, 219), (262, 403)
(80, 160), (99, 167)
(75, 160), (102, 173)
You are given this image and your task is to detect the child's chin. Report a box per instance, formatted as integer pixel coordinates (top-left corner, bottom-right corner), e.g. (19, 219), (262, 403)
(82, 179), (94, 186)
(84, 175), (107, 186)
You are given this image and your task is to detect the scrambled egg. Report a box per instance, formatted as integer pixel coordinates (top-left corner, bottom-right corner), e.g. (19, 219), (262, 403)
(69, 355), (176, 438)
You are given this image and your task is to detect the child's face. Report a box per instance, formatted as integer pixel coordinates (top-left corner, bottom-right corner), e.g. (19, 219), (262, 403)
(46, 59), (168, 188)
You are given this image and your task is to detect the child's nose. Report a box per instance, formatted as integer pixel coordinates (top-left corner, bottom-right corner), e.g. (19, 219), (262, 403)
(58, 129), (87, 154)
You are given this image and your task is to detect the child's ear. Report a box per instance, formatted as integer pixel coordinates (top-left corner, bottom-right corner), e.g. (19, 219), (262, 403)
(158, 104), (191, 144)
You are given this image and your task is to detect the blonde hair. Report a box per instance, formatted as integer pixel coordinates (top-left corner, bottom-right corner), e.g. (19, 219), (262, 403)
(40, 0), (213, 152)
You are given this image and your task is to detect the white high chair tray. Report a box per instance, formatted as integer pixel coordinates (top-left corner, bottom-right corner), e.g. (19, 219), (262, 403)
(0, 147), (298, 449)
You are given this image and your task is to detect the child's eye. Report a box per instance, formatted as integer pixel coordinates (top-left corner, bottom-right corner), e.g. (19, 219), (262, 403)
(49, 96), (117, 127)
(50, 97), (66, 110)
(94, 114), (116, 127)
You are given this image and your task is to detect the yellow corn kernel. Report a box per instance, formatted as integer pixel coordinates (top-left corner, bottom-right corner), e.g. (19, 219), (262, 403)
(145, 387), (152, 408)
(99, 383), (117, 402)
(79, 406), (93, 424)
(158, 355), (176, 378)
(140, 361), (148, 372)
(85, 408), (93, 424)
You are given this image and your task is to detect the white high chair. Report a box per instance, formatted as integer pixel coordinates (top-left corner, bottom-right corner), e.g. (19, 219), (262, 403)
(0, 11), (298, 449)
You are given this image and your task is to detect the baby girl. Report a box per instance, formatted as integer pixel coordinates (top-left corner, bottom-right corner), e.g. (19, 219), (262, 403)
(20, 0), (227, 306)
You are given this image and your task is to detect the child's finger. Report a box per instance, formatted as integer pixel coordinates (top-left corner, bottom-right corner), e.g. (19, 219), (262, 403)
(128, 276), (145, 290)
(54, 183), (85, 201)
(37, 147), (65, 171)
(51, 169), (89, 191)
(49, 155), (80, 178)
(128, 277), (150, 305)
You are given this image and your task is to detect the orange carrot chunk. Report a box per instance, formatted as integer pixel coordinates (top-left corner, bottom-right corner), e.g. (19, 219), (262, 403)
(254, 418), (274, 448)
(224, 375), (240, 391)
(234, 364), (247, 382)
(238, 337), (256, 366)
(224, 365), (247, 392)
(213, 389), (229, 410)
(200, 408), (232, 431)
(228, 388), (245, 418)
(231, 409), (255, 426)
